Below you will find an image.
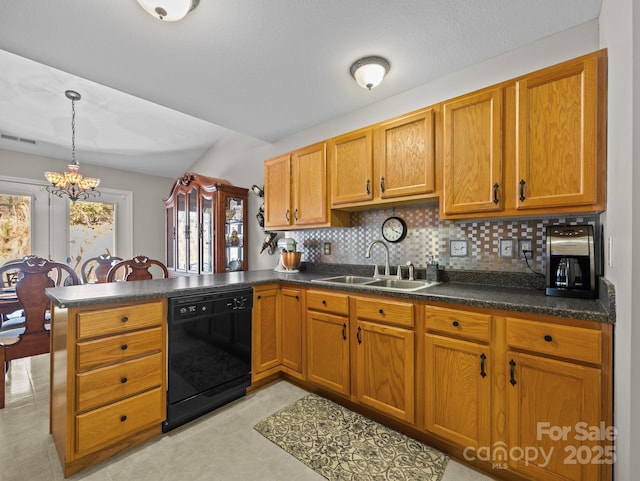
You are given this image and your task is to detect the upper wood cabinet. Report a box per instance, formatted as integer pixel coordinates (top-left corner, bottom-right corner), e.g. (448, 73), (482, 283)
(264, 143), (350, 231)
(164, 173), (248, 274)
(328, 128), (374, 205)
(328, 107), (438, 209)
(442, 87), (504, 215)
(442, 49), (607, 219)
(513, 53), (606, 211)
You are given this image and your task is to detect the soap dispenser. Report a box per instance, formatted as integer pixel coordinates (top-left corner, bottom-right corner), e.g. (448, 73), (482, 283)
(426, 255), (439, 282)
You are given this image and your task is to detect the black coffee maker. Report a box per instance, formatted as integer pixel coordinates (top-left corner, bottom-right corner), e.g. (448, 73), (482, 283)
(545, 225), (597, 299)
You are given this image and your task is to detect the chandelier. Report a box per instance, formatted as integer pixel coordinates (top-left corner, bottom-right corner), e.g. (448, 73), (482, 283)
(45, 90), (100, 202)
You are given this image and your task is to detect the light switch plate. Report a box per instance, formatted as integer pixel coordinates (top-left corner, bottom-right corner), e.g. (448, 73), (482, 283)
(499, 238), (515, 258)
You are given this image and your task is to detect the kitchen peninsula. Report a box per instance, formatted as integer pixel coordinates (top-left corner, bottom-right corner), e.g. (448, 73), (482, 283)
(46, 268), (614, 480)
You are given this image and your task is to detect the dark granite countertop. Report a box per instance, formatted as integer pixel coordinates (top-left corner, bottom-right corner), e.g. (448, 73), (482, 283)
(46, 267), (615, 323)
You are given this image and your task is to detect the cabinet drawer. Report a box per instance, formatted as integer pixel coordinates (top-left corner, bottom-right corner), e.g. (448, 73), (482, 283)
(307, 290), (349, 315)
(356, 297), (414, 328)
(75, 387), (164, 456)
(77, 327), (163, 371)
(77, 301), (164, 339)
(506, 317), (602, 365)
(425, 305), (491, 342)
(76, 353), (163, 412)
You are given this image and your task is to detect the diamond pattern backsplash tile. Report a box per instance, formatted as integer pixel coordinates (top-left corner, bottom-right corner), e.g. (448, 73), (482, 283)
(286, 204), (599, 274)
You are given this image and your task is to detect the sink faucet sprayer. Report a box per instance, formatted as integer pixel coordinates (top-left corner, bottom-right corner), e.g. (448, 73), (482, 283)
(365, 240), (390, 276)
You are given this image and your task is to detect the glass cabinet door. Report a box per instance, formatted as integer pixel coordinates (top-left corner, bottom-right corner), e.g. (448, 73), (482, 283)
(176, 191), (187, 271)
(201, 195), (214, 273)
(165, 205), (175, 269)
(187, 186), (199, 273)
(225, 196), (244, 271)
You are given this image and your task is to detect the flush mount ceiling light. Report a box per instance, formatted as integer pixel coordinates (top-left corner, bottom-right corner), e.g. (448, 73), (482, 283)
(350, 56), (390, 90)
(45, 90), (100, 202)
(136, 0), (199, 21)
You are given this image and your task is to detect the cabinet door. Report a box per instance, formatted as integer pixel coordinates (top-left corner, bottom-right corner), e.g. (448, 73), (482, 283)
(355, 320), (414, 423)
(306, 311), (350, 396)
(252, 287), (281, 379)
(264, 154), (292, 229)
(506, 351), (602, 481)
(443, 87), (504, 215)
(281, 288), (303, 375)
(424, 334), (490, 449)
(515, 55), (601, 210)
(329, 128), (374, 206)
(375, 108), (436, 199)
(200, 194), (214, 273)
(291, 142), (328, 226)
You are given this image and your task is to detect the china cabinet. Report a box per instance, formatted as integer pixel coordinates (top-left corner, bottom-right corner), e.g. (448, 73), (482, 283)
(163, 172), (248, 275)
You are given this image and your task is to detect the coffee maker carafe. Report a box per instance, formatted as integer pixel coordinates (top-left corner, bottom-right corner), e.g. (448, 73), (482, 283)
(546, 225), (596, 299)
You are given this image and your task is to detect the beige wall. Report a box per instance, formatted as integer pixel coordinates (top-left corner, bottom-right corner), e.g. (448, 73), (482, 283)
(0, 148), (171, 261)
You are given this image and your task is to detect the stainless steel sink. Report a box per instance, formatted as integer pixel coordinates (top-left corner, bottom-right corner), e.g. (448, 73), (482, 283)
(364, 278), (439, 291)
(312, 275), (376, 284)
(312, 275), (439, 291)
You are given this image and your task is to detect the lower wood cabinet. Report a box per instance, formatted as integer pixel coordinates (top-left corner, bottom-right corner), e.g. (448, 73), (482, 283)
(423, 305), (491, 449)
(306, 310), (350, 395)
(354, 296), (415, 423)
(50, 299), (167, 477)
(252, 284), (304, 382)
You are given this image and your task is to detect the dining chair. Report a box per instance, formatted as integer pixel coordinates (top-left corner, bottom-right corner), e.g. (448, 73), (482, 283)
(80, 253), (123, 284)
(0, 255), (80, 408)
(106, 255), (169, 282)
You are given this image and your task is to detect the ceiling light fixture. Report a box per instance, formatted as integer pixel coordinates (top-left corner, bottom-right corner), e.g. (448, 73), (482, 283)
(45, 91), (100, 202)
(135, 0), (199, 21)
(350, 56), (390, 90)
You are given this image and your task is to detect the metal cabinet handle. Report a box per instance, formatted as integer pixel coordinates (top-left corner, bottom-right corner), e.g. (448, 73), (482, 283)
(480, 353), (487, 378)
(357, 326), (362, 344)
(366, 179), (371, 195)
(121, 377), (128, 384)
(544, 335), (553, 342)
(378, 308), (384, 315)
(285, 209), (290, 222)
(519, 179), (526, 202)
(509, 359), (517, 386)
(380, 177), (385, 193)
(452, 320), (459, 327)
(120, 415), (127, 422)
(322, 299), (327, 305)
(342, 323), (347, 340)
(121, 316), (128, 323)
(294, 208), (298, 221)
(493, 183), (500, 204)
(121, 344), (128, 351)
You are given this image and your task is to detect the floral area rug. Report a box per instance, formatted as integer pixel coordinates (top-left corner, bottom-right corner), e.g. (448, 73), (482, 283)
(254, 393), (449, 481)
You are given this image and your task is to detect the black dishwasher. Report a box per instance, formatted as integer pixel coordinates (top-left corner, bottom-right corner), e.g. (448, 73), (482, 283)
(164, 287), (252, 432)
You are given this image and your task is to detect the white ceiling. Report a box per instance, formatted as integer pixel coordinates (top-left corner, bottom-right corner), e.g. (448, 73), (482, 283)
(0, 0), (602, 179)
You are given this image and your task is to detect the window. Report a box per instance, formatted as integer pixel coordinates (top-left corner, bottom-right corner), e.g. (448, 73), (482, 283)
(0, 194), (31, 265)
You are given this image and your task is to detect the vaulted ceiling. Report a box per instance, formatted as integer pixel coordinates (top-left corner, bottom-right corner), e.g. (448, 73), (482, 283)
(0, 0), (602, 178)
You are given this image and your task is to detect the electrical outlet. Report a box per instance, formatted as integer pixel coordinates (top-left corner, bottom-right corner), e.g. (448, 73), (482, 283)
(323, 242), (331, 255)
(498, 238), (515, 258)
(518, 238), (533, 258)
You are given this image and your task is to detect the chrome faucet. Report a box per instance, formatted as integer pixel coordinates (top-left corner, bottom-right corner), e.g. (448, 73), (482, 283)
(365, 240), (390, 276)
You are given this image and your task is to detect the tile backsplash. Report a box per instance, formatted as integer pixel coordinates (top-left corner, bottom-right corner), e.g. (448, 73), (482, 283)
(286, 204), (599, 274)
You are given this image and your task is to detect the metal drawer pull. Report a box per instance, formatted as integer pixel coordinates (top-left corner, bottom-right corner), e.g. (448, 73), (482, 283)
(357, 326), (362, 344)
(121, 377), (128, 384)
(544, 335), (553, 342)
(452, 320), (459, 327)
(120, 415), (127, 422)
(121, 316), (128, 323)
(378, 308), (384, 315)
(493, 183), (499, 204)
(322, 299), (327, 305)
(509, 359), (517, 386)
(480, 353), (487, 378)
(342, 323), (347, 340)
(380, 176), (385, 193)
(366, 179), (371, 195)
(121, 344), (128, 351)
(285, 209), (290, 222)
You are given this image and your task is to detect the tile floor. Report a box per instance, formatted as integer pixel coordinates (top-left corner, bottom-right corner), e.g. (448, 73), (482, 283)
(0, 354), (496, 481)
